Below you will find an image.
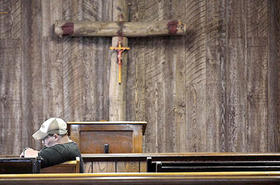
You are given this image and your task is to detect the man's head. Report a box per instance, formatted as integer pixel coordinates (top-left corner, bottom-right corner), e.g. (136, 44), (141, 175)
(32, 118), (68, 147)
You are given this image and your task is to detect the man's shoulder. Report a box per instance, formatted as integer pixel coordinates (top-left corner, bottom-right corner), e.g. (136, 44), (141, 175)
(62, 141), (78, 148)
(40, 142), (76, 152)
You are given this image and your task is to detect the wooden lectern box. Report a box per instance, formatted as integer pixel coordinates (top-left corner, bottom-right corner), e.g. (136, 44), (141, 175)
(67, 121), (147, 154)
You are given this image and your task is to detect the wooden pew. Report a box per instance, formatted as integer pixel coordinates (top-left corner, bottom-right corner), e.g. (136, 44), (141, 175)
(82, 153), (280, 173)
(0, 158), (40, 174)
(147, 153), (280, 172)
(40, 157), (80, 173)
(1, 172), (280, 185)
(0, 157), (80, 174)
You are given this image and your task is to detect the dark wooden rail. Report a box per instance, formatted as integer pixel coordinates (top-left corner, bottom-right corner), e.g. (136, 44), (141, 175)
(1, 172), (280, 185)
(155, 161), (280, 172)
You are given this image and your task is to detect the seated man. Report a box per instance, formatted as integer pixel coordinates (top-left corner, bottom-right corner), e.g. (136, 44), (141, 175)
(21, 118), (84, 173)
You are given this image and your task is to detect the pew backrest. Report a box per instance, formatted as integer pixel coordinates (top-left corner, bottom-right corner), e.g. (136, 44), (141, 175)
(40, 157), (80, 173)
(0, 158), (40, 174)
(147, 155), (280, 172)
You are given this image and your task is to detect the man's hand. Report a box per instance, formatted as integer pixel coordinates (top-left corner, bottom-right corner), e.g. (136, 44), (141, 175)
(20, 148), (39, 158)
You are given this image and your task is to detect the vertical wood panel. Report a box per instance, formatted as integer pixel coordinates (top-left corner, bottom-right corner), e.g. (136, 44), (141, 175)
(267, 0), (280, 152)
(29, 0), (44, 150)
(92, 161), (115, 173)
(116, 161), (139, 172)
(0, 0), (23, 155)
(20, 0), (33, 153)
(84, 161), (93, 173)
(61, 0), (75, 122)
(227, 37), (248, 152)
(246, 0), (268, 152)
(46, 0), (64, 117)
(68, 0), (84, 120)
(97, 0), (112, 121)
(171, 1), (187, 153)
(139, 161), (147, 172)
(204, 0), (227, 152)
(225, 0), (247, 152)
(126, 38), (147, 151)
(40, 0), (51, 134)
(136, 0), (161, 153)
(0, 39), (22, 154)
(185, 0), (207, 152)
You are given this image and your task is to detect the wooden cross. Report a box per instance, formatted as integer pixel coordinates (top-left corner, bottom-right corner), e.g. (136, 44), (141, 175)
(110, 40), (130, 84)
(54, 0), (186, 121)
(54, 20), (186, 37)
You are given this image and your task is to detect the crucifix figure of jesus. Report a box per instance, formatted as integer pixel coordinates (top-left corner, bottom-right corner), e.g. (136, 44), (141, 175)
(54, 0), (186, 121)
(110, 40), (130, 84)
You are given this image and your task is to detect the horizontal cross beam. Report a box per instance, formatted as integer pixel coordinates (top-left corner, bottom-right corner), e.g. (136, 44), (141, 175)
(54, 20), (186, 37)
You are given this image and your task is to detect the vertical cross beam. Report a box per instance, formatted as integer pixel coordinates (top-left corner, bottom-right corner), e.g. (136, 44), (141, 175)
(109, 0), (128, 121)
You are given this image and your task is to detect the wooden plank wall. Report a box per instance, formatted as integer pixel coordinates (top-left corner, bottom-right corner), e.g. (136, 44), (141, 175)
(127, 0), (280, 152)
(0, 0), (279, 155)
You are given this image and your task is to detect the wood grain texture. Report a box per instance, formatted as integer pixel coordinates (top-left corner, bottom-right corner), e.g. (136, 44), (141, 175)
(225, 0), (247, 152)
(84, 161), (93, 173)
(116, 161), (140, 172)
(29, 0), (44, 150)
(185, 0), (207, 152)
(139, 161), (147, 172)
(267, 0), (280, 152)
(19, 1), (32, 155)
(205, 0), (226, 152)
(92, 161), (115, 173)
(246, 0), (268, 152)
(0, 0), (280, 155)
(171, 1), (187, 153)
(68, 122), (146, 153)
(0, 0), (22, 155)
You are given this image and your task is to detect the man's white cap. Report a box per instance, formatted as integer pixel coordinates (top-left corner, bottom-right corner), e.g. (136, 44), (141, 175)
(32, 118), (68, 140)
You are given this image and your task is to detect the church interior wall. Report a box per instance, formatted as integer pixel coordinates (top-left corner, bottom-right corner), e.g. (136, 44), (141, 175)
(0, 0), (279, 155)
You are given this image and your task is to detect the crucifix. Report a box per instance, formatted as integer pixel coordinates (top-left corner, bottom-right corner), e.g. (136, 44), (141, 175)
(110, 40), (130, 84)
(54, 0), (186, 121)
